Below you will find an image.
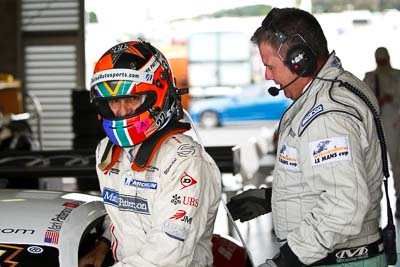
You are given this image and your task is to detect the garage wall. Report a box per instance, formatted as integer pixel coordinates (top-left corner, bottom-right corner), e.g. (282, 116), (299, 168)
(0, 0), (18, 77)
(19, 0), (86, 150)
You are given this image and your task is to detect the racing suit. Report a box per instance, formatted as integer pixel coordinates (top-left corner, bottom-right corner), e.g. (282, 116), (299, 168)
(363, 66), (400, 199)
(272, 52), (385, 265)
(96, 132), (222, 267)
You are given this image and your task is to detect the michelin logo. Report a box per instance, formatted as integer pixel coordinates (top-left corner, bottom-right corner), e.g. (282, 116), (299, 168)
(302, 104), (323, 126)
(103, 188), (150, 214)
(124, 177), (157, 190)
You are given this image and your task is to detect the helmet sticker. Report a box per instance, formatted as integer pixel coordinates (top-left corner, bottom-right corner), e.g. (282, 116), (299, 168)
(134, 119), (150, 133)
(91, 68), (154, 88)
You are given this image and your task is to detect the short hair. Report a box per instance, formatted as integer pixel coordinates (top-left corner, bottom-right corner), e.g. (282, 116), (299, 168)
(251, 8), (329, 61)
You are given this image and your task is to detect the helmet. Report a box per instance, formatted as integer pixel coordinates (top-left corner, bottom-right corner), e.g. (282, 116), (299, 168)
(90, 40), (182, 147)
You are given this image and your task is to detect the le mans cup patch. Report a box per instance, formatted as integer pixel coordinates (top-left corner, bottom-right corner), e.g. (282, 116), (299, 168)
(310, 136), (351, 166)
(278, 144), (299, 170)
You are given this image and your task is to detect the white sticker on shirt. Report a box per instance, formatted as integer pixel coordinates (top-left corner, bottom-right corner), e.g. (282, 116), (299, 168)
(310, 136), (351, 166)
(278, 144), (299, 170)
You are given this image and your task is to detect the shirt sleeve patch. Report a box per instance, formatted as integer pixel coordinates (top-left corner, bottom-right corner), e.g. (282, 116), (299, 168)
(310, 136), (351, 166)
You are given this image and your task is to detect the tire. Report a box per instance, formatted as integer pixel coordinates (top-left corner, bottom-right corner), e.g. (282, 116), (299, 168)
(200, 111), (220, 128)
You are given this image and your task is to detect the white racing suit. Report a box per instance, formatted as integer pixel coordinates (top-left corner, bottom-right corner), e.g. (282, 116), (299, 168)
(363, 66), (400, 197)
(272, 52), (384, 265)
(96, 133), (222, 267)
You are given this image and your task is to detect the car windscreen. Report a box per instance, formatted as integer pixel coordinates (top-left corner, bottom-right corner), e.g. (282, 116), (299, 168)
(0, 243), (59, 266)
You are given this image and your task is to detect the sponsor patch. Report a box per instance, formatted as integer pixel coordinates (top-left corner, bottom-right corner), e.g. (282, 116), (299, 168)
(278, 144), (299, 170)
(162, 221), (187, 242)
(124, 176), (157, 190)
(177, 144), (195, 157)
(103, 188), (119, 207)
(301, 104), (323, 127)
(180, 172), (197, 190)
(119, 195), (150, 214)
(171, 194), (182, 205)
(169, 209), (192, 224)
(109, 167), (120, 175)
(310, 136), (351, 166)
(103, 188), (150, 214)
(170, 194), (199, 207)
(164, 158), (177, 175)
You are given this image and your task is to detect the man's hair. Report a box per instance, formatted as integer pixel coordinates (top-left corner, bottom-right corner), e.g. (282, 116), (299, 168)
(251, 8), (329, 61)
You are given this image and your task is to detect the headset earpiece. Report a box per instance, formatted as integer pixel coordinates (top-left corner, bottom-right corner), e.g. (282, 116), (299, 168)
(284, 44), (317, 77)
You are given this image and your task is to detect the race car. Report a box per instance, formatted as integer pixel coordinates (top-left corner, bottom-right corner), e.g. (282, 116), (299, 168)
(0, 189), (110, 267)
(0, 189), (251, 267)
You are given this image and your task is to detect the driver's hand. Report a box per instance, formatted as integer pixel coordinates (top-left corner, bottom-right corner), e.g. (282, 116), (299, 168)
(79, 238), (110, 267)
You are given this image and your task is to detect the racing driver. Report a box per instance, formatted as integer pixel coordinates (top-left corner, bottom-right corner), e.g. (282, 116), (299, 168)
(78, 40), (221, 267)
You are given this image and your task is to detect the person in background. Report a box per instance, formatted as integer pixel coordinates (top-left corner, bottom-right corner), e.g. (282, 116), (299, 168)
(227, 7), (387, 267)
(363, 47), (400, 217)
(78, 40), (221, 267)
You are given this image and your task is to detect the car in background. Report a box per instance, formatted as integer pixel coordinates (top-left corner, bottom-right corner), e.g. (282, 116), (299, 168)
(0, 189), (112, 267)
(188, 82), (292, 127)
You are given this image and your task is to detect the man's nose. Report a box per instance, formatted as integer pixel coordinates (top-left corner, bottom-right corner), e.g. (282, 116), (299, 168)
(265, 69), (273, 80)
(117, 101), (134, 117)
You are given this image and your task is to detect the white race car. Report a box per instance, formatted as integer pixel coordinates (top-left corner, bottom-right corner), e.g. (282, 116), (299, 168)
(0, 189), (251, 267)
(0, 189), (109, 267)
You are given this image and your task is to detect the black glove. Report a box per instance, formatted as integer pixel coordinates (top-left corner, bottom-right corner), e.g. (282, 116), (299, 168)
(226, 187), (272, 222)
(268, 243), (304, 267)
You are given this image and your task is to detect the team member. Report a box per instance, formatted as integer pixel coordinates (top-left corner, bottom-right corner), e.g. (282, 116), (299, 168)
(363, 47), (400, 217)
(228, 8), (387, 266)
(79, 40), (221, 267)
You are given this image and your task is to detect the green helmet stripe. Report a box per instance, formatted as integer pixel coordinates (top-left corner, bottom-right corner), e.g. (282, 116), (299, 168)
(114, 120), (130, 146)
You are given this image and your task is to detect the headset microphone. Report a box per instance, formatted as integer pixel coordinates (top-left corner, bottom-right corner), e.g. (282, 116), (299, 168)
(268, 75), (302, 96)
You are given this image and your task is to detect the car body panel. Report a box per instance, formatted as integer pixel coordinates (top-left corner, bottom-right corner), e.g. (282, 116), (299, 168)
(0, 189), (107, 267)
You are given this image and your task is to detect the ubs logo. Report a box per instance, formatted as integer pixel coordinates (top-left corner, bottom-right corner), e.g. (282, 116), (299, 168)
(335, 246), (368, 260)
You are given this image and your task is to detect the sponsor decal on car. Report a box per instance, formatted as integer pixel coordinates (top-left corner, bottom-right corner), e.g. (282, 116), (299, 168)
(180, 172), (197, 190)
(0, 228), (34, 235)
(0, 244), (23, 265)
(44, 204), (76, 244)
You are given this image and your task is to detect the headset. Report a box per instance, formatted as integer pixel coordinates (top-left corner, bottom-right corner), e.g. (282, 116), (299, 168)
(272, 26), (317, 77)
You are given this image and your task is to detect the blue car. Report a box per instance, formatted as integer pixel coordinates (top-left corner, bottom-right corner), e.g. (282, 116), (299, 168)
(189, 82), (292, 127)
